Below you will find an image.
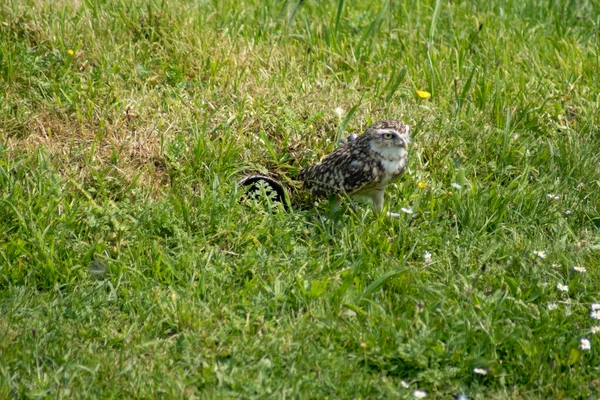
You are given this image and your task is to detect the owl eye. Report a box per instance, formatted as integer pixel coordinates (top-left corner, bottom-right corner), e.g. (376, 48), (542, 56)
(383, 133), (394, 139)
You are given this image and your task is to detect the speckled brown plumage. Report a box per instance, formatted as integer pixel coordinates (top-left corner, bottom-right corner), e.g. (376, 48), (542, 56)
(297, 120), (410, 214)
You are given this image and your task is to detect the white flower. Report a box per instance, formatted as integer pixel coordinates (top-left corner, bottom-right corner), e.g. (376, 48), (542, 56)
(565, 209), (572, 215)
(556, 283), (568, 292)
(451, 182), (463, 190)
(335, 107), (345, 117)
(533, 250), (547, 259)
(413, 390), (427, 399)
(547, 302), (558, 311)
(552, 263), (560, 269)
(456, 395), (470, 400)
(573, 265), (586, 273)
(423, 251), (432, 264)
(401, 207), (413, 214)
(473, 367), (487, 375)
(591, 326), (600, 335)
(401, 380), (410, 388)
(547, 193), (560, 200)
(592, 303), (600, 311)
(580, 338), (591, 351)
(591, 310), (600, 320)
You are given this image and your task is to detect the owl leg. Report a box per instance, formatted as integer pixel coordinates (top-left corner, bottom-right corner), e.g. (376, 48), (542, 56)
(371, 190), (401, 218)
(371, 190), (384, 211)
(327, 194), (342, 215)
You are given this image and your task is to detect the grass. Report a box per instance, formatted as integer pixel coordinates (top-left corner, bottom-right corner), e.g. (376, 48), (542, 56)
(1, 0), (600, 397)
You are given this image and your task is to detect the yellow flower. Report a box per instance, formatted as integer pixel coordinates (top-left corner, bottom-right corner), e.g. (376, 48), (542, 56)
(416, 90), (431, 99)
(67, 49), (74, 55)
(417, 181), (427, 189)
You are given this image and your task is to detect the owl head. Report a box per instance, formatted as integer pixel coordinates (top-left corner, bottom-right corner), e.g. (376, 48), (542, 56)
(359, 120), (411, 157)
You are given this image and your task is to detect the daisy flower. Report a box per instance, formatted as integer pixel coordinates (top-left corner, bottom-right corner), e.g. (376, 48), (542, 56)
(533, 250), (547, 259)
(564, 209), (572, 215)
(556, 283), (568, 292)
(591, 326), (600, 335)
(591, 310), (600, 320)
(473, 367), (487, 375)
(547, 302), (558, 311)
(451, 182), (463, 190)
(423, 251), (432, 264)
(580, 338), (591, 351)
(592, 303), (600, 311)
(413, 389), (427, 399)
(547, 193), (560, 200)
(573, 265), (586, 273)
(401, 380), (410, 388)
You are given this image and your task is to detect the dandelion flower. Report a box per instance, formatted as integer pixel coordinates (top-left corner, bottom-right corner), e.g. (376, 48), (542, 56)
(591, 310), (600, 320)
(591, 326), (600, 335)
(413, 389), (427, 399)
(451, 182), (463, 190)
(547, 193), (560, 200)
(533, 250), (547, 259)
(556, 283), (568, 292)
(580, 338), (591, 351)
(416, 90), (431, 99)
(573, 265), (586, 273)
(423, 251), (432, 264)
(417, 182), (427, 189)
(67, 49), (74, 55)
(547, 302), (558, 311)
(401, 380), (410, 388)
(335, 107), (345, 117)
(473, 367), (487, 375)
(401, 207), (413, 215)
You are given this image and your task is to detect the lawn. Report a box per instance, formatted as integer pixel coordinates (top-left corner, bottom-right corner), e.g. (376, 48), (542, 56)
(1, 0), (600, 398)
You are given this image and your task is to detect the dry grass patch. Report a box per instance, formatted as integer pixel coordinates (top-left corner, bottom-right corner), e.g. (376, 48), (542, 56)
(4, 110), (170, 194)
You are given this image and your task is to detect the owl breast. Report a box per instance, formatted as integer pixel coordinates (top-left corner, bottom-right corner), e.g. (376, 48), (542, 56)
(378, 157), (406, 185)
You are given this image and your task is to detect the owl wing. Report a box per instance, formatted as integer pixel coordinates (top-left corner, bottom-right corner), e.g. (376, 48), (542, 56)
(298, 144), (380, 197)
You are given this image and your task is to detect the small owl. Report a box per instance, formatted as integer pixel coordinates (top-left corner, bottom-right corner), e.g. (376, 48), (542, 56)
(298, 120), (410, 216)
